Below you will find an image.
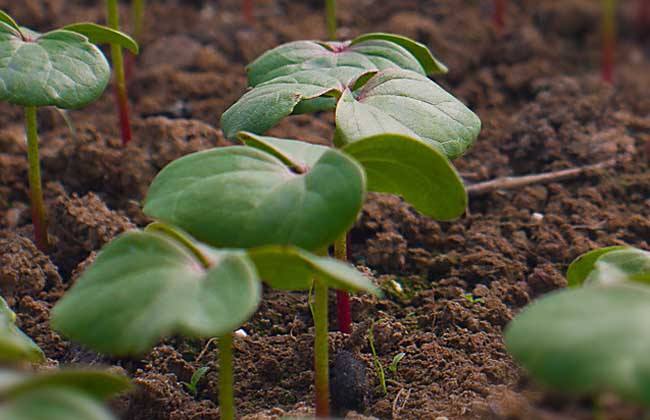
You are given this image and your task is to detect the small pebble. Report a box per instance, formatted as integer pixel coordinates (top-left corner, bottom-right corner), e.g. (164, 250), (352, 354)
(234, 328), (248, 337)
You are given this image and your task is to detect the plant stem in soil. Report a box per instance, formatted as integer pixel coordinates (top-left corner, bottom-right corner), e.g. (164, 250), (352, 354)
(326, 0), (337, 40)
(334, 234), (352, 334)
(243, 0), (255, 25)
(107, 0), (133, 145)
(25, 106), (48, 252)
(219, 333), (235, 420)
(493, 0), (506, 34)
(601, 0), (616, 83)
(313, 279), (330, 417)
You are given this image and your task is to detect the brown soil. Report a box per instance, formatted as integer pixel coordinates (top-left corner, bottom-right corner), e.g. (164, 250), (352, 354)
(0, 0), (649, 419)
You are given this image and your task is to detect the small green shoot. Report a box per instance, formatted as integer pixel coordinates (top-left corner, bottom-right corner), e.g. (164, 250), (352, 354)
(368, 322), (387, 396)
(463, 293), (484, 304)
(183, 366), (210, 397)
(388, 352), (406, 375)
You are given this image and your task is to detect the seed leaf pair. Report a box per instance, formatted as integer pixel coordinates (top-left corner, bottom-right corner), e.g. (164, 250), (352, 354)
(52, 225), (378, 356)
(506, 246), (650, 405)
(0, 369), (130, 420)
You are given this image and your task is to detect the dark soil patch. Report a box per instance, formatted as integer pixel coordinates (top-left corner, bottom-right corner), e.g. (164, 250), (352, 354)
(0, 0), (648, 419)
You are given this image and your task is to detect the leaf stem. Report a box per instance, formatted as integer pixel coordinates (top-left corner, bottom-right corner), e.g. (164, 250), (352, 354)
(107, 0), (133, 145)
(602, 0), (616, 83)
(242, 0), (255, 25)
(493, 0), (506, 35)
(325, 0), (337, 40)
(132, 0), (146, 41)
(313, 279), (330, 417)
(25, 106), (48, 251)
(334, 234), (352, 334)
(219, 333), (235, 420)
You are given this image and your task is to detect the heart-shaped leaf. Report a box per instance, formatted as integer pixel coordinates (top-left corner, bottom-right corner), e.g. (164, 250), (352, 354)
(0, 388), (116, 420)
(0, 369), (131, 400)
(334, 69), (481, 159)
(0, 297), (44, 363)
(143, 145), (365, 252)
(584, 247), (650, 286)
(247, 32), (445, 87)
(505, 284), (650, 405)
(248, 245), (381, 295)
(342, 134), (467, 220)
(0, 24), (110, 108)
(220, 72), (340, 139)
(63, 23), (139, 54)
(51, 230), (261, 355)
(567, 246), (627, 287)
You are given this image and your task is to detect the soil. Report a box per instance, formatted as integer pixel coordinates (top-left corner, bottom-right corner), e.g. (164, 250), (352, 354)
(0, 0), (649, 419)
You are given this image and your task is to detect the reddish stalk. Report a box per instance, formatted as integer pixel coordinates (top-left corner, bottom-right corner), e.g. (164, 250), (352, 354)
(334, 234), (352, 334)
(243, 0), (255, 25)
(493, 0), (506, 34)
(637, 0), (650, 36)
(107, 0), (133, 145)
(601, 0), (616, 83)
(113, 81), (132, 145)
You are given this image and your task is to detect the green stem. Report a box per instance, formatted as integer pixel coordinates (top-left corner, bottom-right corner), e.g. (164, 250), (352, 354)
(334, 234), (352, 333)
(313, 279), (330, 417)
(325, 0), (337, 40)
(132, 0), (146, 41)
(219, 333), (235, 420)
(25, 106), (48, 251)
(107, 0), (132, 145)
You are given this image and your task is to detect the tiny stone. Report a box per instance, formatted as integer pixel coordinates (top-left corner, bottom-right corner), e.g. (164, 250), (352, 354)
(531, 212), (544, 222)
(234, 329), (248, 337)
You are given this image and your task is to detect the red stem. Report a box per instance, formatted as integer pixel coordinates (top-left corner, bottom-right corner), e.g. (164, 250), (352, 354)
(493, 0), (506, 34)
(243, 0), (255, 25)
(637, 0), (650, 35)
(336, 291), (351, 334)
(114, 83), (132, 145)
(124, 52), (135, 82)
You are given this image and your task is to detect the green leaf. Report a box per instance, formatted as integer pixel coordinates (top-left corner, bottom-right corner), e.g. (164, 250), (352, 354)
(220, 72), (340, 139)
(143, 146), (365, 252)
(342, 134), (467, 220)
(567, 246), (627, 287)
(51, 230), (261, 355)
(237, 131), (329, 171)
(0, 11), (22, 37)
(334, 69), (481, 159)
(0, 388), (116, 420)
(0, 369), (131, 400)
(0, 26), (110, 108)
(505, 284), (650, 405)
(63, 23), (139, 54)
(350, 33), (447, 75)
(585, 248), (650, 286)
(248, 245), (381, 295)
(0, 297), (44, 363)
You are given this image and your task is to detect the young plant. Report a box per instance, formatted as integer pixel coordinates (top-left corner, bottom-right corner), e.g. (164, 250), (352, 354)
(505, 246), (650, 405)
(220, 33), (481, 334)
(0, 296), (130, 420)
(183, 366), (210, 397)
(0, 12), (133, 250)
(105, 0), (141, 145)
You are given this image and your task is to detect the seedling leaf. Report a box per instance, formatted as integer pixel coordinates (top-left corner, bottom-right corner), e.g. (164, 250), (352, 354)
(350, 33), (448, 75)
(0, 11), (22, 38)
(0, 297), (44, 363)
(248, 245), (381, 295)
(237, 132), (329, 170)
(584, 248), (650, 286)
(0, 388), (116, 420)
(566, 246), (627, 287)
(0, 26), (110, 108)
(334, 69), (481, 159)
(144, 146), (365, 252)
(63, 23), (139, 54)
(505, 284), (650, 405)
(342, 133), (467, 220)
(51, 231), (261, 355)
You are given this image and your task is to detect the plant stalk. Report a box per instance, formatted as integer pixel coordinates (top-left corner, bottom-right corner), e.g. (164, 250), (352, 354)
(25, 107), (48, 252)
(313, 279), (330, 417)
(243, 0), (255, 25)
(218, 333), (235, 420)
(325, 0), (337, 40)
(334, 234), (352, 334)
(132, 0), (146, 41)
(107, 0), (133, 145)
(601, 0), (616, 83)
(493, 0), (506, 34)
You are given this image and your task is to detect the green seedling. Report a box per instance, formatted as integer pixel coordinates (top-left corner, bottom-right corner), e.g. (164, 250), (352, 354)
(52, 218), (378, 420)
(368, 322), (387, 395)
(388, 352), (406, 375)
(0, 295), (130, 420)
(0, 11), (134, 251)
(505, 246), (650, 405)
(220, 33), (481, 336)
(104, 0), (141, 145)
(463, 293), (484, 304)
(183, 366), (210, 397)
